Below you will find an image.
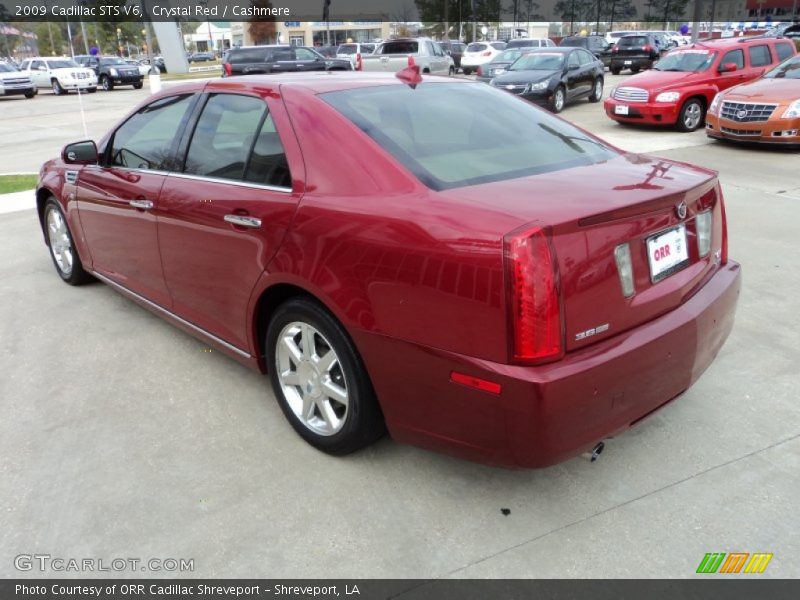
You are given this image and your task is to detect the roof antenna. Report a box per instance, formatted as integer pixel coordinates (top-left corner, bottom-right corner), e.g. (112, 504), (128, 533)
(395, 65), (423, 89)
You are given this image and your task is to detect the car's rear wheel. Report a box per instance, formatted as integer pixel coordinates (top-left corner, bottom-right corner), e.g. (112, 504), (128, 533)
(677, 98), (704, 132)
(589, 77), (603, 102)
(550, 85), (566, 113)
(449, 66), (455, 76)
(51, 79), (64, 95)
(43, 198), (91, 285)
(133, 82), (143, 89)
(100, 75), (113, 91)
(88, 87), (97, 93)
(610, 66), (621, 75)
(631, 66), (640, 73)
(462, 68), (472, 75)
(266, 297), (385, 455)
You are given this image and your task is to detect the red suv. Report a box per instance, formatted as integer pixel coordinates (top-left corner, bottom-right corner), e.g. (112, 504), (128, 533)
(604, 37), (797, 131)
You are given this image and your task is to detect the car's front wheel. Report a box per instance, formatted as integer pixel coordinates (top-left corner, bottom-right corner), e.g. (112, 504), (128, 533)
(43, 198), (91, 285)
(133, 82), (143, 89)
(51, 79), (64, 95)
(266, 297), (385, 455)
(550, 85), (566, 113)
(100, 75), (113, 91)
(462, 68), (472, 75)
(24, 90), (35, 99)
(677, 97), (704, 132)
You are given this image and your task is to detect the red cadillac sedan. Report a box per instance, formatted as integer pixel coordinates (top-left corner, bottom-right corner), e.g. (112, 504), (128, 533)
(37, 72), (741, 468)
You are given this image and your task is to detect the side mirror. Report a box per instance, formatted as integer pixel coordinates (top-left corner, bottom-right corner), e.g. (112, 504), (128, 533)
(38, 65), (47, 71)
(62, 140), (98, 165)
(719, 62), (738, 73)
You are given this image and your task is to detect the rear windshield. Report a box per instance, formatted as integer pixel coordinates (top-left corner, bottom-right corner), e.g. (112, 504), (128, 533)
(618, 36), (648, 47)
(653, 49), (716, 72)
(506, 40), (535, 48)
(467, 43), (487, 52)
(560, 38), (587, 47)
(321, 83), (616, 191)
(227, 48), (270, 63)
(380, 41), (419, 54)
(338, 44), (357, 55)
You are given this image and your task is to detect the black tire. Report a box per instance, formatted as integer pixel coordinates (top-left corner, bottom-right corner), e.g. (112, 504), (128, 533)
(610, 67), (621, 75)
(100, 75), (113, 91)
(550, 85), (566, 113)
(462, 68), (472, 75)
(133, 82), (143, 89)
(266, 297), (385, 455)
(589, 77), (603, 102)
(676, 97), (705, 132)
(24, 90), (35, 99)
(43, 198), (92, 286)
(631, 66), (640, 73)
(449, 66), (455, 76)
(51, 79), (64, 95)
(88, 87), (97, 93)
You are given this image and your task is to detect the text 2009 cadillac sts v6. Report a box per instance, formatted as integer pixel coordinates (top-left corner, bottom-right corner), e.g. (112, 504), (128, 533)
(37, 71), (741, 468)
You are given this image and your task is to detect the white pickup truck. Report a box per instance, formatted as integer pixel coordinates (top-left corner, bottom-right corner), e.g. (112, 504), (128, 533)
(360, 38), (454, 76)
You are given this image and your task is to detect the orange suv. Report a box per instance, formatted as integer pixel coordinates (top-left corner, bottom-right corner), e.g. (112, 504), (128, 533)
(706, 53), (800, 146)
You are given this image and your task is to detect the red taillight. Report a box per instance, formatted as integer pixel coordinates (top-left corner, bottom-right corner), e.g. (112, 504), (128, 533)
(643, 44), (652, 52)
(482, 51), (491, 56)
(611, 46), (618, 53)
(355, 52), (363, 71)
(504, 224), (562, 363)
(223, 63), (232, 76)
(408, 55), (416, 67)
(476, 65), (483, 76)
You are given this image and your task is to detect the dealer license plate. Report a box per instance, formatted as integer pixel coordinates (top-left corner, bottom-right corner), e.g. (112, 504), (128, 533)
(647, 225), (690, 283)
(624, 60), (632, 65)
(614, 105), (629, 115)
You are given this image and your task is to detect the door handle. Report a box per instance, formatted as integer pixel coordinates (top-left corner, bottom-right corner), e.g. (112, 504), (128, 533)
(224, 214), (261, 229)
(129, 199), (153, 210)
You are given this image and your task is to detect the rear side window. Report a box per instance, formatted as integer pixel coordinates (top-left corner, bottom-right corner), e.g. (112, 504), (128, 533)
(720, 49), (744, 70)
(775, 43), (794, 61)
(184, 94), (291, 187)
(228, 48), (270, 63)
(322, 83), (616, 191)
(184, 94), (265, 181)
(748, 45), (772, 67)
(380, 41), (419, 54)
(109, 95), (195, 171)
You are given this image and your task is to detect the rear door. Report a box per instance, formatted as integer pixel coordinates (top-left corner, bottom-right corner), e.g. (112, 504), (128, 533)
(746, 43), (774, 78)
(75, 93), (198, 307)
(294, 47), (327, 71)
(228, 47), (270, 76)
(157, 88), (303, 350)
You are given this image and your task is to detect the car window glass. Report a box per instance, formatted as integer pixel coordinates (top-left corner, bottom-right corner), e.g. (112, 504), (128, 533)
(295, 48), (317, 60)
(273, 48), (295, 61)
(467, 43), (487, 52)
(381, 41), (419, 54)
(578, 50), (594, 65)
(721, 49), (744, 69)
(109, 94), (194, 171)
(20, 60), (30, 69)
(229, 48), (270, 63)
(184, 94), (266, 181)
(748, 45), (771, 67)
(567, 52), (580, 68)
(243, 112), (292, 188)
(32, 60), (44, 70)
(775, 43), (793, 61)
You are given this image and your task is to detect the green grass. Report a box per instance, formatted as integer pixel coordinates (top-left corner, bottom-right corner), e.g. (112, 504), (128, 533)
(160, 70), (221, 82)
(0, 174), (37, 194)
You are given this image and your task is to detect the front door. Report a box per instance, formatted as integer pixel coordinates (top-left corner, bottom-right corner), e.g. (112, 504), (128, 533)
(157, 91), (302, 350)
(294, 47), (327, 71)
(75, 93), (198, 307)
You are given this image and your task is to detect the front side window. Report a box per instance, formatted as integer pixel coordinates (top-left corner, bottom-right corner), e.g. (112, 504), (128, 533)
(748, 45), (772, 67)
(108, 94), (195, 171)
(578, 50), (594, 65)
(31, 60), (44, 70)
(720, 49), (744, 70)
(567, 52), (580, 68)
(295, 48), (318, 60)
(322, 82), (616, 191)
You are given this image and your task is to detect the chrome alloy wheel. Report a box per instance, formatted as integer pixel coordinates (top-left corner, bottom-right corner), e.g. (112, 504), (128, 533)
(47, 207), (73, 276)
(276, 321), (349, 436)
(683, 102), (702, 130)
(554, 88), (565, 111)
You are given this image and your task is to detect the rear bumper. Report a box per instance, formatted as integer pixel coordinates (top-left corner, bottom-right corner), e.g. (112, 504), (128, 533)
(604, 97), (681, 125)
(610, 56), (655, 70)
(354, 262), (741, 468)
(706, 114), (800, 146)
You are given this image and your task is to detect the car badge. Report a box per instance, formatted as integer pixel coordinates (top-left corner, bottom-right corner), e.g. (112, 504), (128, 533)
(675, 201), (687, 219)
(736, 109), (748, 119)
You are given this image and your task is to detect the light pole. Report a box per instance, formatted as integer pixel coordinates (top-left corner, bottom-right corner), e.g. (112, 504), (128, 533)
(116, 28), (123, 57)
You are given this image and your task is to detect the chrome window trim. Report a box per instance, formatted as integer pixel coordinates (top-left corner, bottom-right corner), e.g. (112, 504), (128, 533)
(84, 165), (172, 177)
(167, 172), (293, 194)
(90, 271), (252, 359)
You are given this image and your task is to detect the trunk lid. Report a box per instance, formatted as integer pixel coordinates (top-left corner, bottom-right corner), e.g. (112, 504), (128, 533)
(438, 154), (725, 353)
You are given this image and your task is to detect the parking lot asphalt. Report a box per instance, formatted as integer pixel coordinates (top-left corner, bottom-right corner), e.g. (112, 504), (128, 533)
(1, 74), (799, 579)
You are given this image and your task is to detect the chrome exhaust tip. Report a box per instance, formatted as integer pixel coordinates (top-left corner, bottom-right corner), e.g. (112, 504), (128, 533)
(581, 441), (605, 462)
